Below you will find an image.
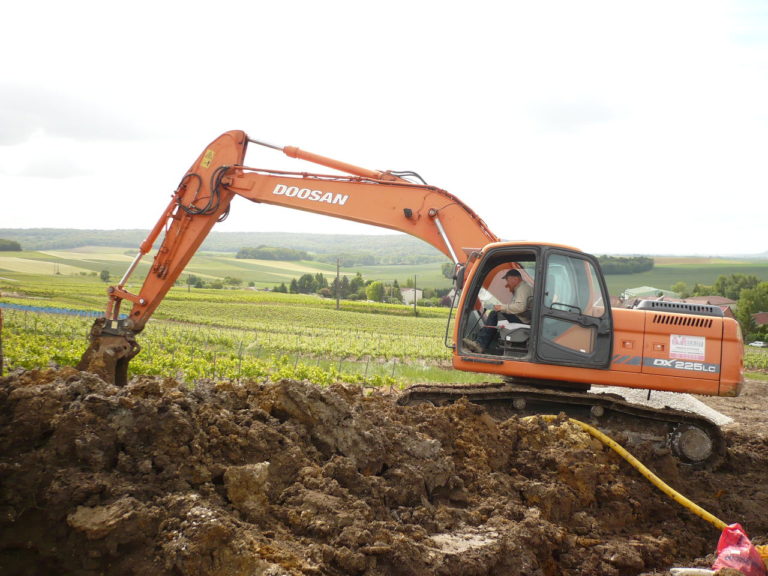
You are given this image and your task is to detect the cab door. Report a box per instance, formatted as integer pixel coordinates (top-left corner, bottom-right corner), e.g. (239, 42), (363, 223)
(534, 249), (613, 368)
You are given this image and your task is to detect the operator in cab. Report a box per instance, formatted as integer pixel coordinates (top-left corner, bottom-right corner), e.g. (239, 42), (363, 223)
(463, 269), (532, 354)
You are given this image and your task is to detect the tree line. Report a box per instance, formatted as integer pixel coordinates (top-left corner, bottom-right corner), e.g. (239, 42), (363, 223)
(312, 251), (446, 266)
(0, 239), (22, 251)
(273, 272), (450, 306)
(236, 245), (445, 266)
(736, 282), (768, 342)
(236, 246), (308, 261)
(670, 273), (768, 342)
(598, 255), (654, 274)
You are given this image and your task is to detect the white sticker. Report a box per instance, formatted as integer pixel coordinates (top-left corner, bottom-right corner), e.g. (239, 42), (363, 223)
(670, 334), (705, 360)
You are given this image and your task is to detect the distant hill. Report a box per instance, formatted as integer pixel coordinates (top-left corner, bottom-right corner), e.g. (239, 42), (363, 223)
(0, 228), (448, 266)
(2, 228), (765, 261)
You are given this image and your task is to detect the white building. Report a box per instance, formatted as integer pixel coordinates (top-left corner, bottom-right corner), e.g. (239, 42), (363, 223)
(400, 287), (423, 305)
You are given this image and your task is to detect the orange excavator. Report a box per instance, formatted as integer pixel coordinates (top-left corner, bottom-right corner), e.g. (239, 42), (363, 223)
(78, 130), (744, 465)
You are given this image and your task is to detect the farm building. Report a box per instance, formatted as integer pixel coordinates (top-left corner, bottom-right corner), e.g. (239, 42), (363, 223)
(620, 286), (679, 300)
(400, 287), (423, 305)
(685, 295), (738, 318)
(685, 295), (737, 309)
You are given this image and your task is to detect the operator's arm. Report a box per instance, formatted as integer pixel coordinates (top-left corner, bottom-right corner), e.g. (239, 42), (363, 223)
(497, 282), (533, 316)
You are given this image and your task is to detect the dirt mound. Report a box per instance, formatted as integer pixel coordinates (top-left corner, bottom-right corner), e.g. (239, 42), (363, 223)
(1, 368), (766, 575)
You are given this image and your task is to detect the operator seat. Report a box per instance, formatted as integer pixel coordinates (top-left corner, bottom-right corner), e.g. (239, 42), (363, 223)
(498, 289), (534, 352)
(499, 322), (530, 346)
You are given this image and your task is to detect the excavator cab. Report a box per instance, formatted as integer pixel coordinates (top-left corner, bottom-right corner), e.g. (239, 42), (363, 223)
(409, 241), (735, 465)
(455, 244), (613, 376)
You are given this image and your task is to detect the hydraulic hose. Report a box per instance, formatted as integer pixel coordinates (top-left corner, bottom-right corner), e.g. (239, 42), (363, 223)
(525, 415), (728, 531)
(525, 417), (768, 570)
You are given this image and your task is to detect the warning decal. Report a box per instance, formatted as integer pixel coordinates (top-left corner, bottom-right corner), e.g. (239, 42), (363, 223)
(670, 334), (706, 361)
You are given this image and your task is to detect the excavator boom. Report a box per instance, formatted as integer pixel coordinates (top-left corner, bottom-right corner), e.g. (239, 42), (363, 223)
(78, 130), (497, 383)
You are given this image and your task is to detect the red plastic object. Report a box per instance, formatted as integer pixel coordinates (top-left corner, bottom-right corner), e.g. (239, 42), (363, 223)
(712, 523), (766, 576)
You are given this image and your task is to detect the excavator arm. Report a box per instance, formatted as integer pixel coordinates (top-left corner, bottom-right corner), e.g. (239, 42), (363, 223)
(78, 130), (498, 384)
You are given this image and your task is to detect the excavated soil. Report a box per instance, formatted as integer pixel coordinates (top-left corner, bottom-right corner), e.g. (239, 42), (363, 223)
(0, 367), (766, 576)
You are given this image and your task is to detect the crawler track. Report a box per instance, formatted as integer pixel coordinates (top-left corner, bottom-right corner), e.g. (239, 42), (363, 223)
(398, 380), (727, 467)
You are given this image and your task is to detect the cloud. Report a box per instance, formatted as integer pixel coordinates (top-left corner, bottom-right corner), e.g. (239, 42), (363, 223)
(528, 98), (618, 133)
(0, 84), (147, 146)
(0, 109), (39, 146)
(18, 153), (89, 179)
(0, 1), (765, 256)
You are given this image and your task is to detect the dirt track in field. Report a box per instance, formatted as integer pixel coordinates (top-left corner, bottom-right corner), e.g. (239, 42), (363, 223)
(1, 368), (766, 575)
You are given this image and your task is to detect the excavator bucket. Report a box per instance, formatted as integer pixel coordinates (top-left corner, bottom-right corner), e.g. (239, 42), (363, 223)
(77, 318), (140, 387)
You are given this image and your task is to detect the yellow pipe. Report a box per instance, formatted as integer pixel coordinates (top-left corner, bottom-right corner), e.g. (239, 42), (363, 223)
(524, 415), (728, 531)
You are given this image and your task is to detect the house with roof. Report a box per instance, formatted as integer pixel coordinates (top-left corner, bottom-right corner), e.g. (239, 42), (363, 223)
(685, 295), (737, 308)
(400, 287), (423, 305)
(753, 311), (768, 327)
(619, 286), (679, 301)
(685, 295), (737, 318)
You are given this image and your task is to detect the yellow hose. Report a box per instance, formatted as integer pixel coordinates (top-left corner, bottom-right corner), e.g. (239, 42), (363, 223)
(523, 416), (768, 566)
(524, 414), (728, 531)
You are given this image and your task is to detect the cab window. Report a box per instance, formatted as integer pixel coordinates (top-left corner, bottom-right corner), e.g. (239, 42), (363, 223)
(541, 254), (606, 355)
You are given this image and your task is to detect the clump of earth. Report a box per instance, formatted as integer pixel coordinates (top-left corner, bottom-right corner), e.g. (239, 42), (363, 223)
(1, 367), (766, 575)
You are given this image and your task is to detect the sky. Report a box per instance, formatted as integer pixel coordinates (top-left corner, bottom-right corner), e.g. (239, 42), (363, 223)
(1, 0), (767, 256)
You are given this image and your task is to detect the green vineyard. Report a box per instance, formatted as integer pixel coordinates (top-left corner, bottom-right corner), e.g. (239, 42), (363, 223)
(744, 347), (768, 373)
(0, 289), (491, 388)
(4, 294), (767, 388)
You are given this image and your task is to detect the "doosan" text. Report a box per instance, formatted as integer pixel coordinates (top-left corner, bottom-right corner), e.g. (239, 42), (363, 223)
(272, 184), (349, 205)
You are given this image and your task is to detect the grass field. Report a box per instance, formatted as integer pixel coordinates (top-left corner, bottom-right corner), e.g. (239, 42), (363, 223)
(602, 257), (768, 297)
(0, 256), (92, 275)
(3, 248), (768, 296)
(1, 248), (451, 291)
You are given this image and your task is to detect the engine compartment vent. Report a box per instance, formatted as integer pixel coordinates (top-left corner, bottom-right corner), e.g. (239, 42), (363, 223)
(651, 314), (714, 329)
(633, 299), (724, 318)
